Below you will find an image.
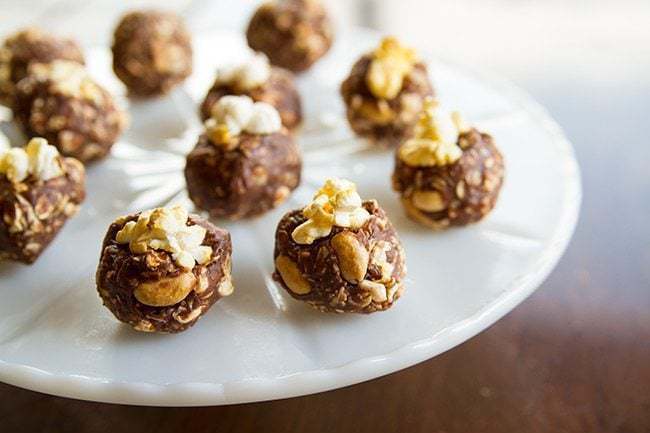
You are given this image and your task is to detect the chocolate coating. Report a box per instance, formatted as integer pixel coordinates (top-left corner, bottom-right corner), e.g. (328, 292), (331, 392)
(246, 0), (333, 73)
(185, 131), (301, 220)
(13, 67), (127, 163)
(0, 158), (85, 264)
(273, 200), (406, 313)
(200, 67), (302, 131)
(112, 10), (192, 97)
(340, 55), (434, 148)
(392, 129), (505, 229)
(0, 28), (84, 108)
(96, 214), (232, 333)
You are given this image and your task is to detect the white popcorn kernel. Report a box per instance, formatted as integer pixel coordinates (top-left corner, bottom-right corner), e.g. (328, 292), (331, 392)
(114, 205), (213, 270)
(25, 137), (63, 181)
(246, 101), (282, 134)
(292, 178), (370, 245)
(216, 53), (271, 91)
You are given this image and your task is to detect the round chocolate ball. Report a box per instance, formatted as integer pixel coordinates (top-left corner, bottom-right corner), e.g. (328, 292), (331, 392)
(246, 0), (333, 73)
(200, 66), (302, 131)
(273, 198), (406, 314)
(96, 208), (233, 333)
(185, 130), (301, 220)
(340, 38), (434, 148)
(0, 27), (84, 108)
(112, 10), (192, 97)
(13, 61), (127, 163)
(0, 140), (85, 264)
(393, 128), (505, 229)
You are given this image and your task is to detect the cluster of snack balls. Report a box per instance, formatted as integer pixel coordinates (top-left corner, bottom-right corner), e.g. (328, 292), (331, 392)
(0, 0), (504, 333)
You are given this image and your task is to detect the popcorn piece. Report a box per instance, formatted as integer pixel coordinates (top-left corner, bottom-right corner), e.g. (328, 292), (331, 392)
(215, 53), (272, 91)
(292, 178), (370, 244)
(25, 137), (63, 180)
(115, 205), (213, 270)
(398, 98), (466, 167)
(0, 137), (63, 183)
(366, 37), (418, 100)
(206, 95), (282, 146)
(247, 102), (282, 134)
(209, 95), (255, 137)
(0, 148), (29, 183)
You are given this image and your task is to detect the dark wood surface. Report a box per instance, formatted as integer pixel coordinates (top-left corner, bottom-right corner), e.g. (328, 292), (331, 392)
(1, 76), (649, 433)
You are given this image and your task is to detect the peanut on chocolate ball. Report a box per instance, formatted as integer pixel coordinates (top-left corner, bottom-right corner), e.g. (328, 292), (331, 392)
(246, 0), (333, 73)
(96, 206), (233, 333)
(392, 99), (505, 229)
(0, 27), (84, 108)
(273, 179), (406, 313)
(341, 37), (434, 148)
(112, 10), (193, 97)
(186, 95), (301, 220)
(200, 53), (302, 131)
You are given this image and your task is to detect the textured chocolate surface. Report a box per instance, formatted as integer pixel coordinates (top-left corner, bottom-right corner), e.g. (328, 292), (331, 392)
(246, 0), (333, 73)
(185, 131), (301, 220)
(13, 68), (126, 163)
(273, 200), (406, 313)
(0, 158), (85, 264)
(96, 214), (232, 334)
(0, 28), (84, 108)
(392, 128), (505, 229)
(340, 55), (434, 148)
(112, 10), (192, 97)
(200, 67), (302, 131)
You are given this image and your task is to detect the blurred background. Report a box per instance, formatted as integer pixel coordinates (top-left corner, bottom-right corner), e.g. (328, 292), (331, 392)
(0, 1), (648, 431)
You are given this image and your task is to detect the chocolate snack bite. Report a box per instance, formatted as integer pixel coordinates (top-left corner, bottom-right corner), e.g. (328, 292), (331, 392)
(13, 60), (127, 163)
(0, 27), (84, 108)
(185, 95), (301, 220)
(96, 205), (233, 333)
(392, 99), (505, 229)
(200, 53), (302, 131)
(341, 37), (434, 148)
(273, 178), (406, 313)
(112, 10), (193, 97)
(246, 0), (333, 73)
(0, 137), (85, 264)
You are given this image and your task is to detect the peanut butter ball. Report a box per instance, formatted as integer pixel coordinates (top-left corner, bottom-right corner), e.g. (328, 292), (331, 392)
(112, 10), (193, 97)
(13, 61), (127, 163)
(341, 37), (434, 147)
(186, 96), (301, 220)
(0, 137), (85, 264)
(273, 179), (406, 313)
(392, 99), (505, 229)
(0, 27), (84, 108)
(246, 0), (333, 73)
(200, 53), (302, 131)
(96, 206), (233, 333)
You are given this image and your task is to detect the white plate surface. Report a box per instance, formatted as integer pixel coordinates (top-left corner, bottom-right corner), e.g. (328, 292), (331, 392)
(0, 28), (581, 406)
